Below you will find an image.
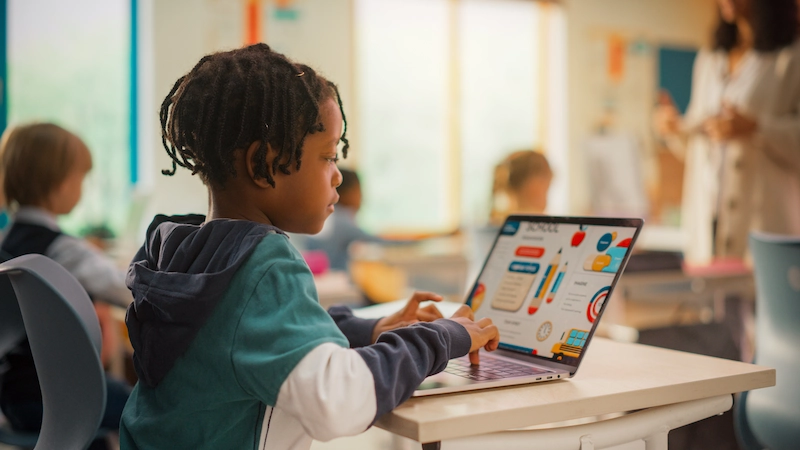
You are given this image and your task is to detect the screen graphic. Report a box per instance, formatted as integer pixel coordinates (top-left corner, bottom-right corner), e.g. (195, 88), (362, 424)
(466, 219), (638, 365)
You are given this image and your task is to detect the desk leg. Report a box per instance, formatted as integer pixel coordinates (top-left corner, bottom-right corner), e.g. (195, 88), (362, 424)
(644, 430), (668, 450)
(422, 442), (441, 450)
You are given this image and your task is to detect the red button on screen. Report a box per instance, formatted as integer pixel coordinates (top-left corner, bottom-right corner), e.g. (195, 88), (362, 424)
(515, 246), (544, 258)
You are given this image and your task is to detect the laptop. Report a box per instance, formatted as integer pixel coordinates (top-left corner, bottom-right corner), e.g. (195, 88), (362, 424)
(413, 214), (644, 396)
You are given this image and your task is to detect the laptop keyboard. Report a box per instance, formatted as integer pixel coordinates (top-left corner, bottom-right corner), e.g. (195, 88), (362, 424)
(444, 355), (550, 381)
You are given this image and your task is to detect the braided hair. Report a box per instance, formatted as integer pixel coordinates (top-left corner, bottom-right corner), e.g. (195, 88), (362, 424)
(159, 43), (349, 188)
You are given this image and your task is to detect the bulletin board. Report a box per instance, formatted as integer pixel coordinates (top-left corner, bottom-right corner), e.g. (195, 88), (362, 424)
(657, 46), (697, 114)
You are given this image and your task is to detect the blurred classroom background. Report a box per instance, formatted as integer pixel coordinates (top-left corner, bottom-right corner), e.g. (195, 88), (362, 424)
(2, 0), (717, 249)
(0, 1), (781, 449)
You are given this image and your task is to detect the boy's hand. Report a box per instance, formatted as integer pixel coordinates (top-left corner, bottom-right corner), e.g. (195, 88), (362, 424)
(371, 291), (445, 343)
(449, 305), (500, 365)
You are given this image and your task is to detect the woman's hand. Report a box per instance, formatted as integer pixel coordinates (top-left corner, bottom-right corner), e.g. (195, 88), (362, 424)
(704, 103), (758, 142)
(371, 291), (445, 343)
(653, 91), (682, 137)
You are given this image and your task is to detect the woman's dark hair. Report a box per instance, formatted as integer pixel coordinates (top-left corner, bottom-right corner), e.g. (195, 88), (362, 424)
(159, 43), (348, 188)
(713, 0), (797, 52)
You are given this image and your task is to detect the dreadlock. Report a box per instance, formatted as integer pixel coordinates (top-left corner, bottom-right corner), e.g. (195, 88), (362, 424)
(159, 43), (349, 188)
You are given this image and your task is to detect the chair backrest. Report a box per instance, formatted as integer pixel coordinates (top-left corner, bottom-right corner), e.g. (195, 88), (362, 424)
(745, 232), (800, 449)
(0, 254), (106, 450)
(0, 251), (26, 360)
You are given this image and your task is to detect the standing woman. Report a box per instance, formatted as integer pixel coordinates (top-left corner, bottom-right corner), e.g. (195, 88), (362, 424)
(655, 0), (800, 264)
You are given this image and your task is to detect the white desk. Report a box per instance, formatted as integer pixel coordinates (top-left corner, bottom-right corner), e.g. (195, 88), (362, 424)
(374, 337), (774, 449)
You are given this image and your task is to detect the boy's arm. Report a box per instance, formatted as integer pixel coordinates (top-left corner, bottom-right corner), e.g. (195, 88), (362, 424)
(327, 305), (380, 348)
(276, 320), (470, 441)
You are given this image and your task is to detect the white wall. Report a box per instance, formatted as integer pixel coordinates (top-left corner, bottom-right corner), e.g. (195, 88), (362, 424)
(139, 0), (242, 222)
(564, 0), (716, 214)
(138, 0), (352, 228)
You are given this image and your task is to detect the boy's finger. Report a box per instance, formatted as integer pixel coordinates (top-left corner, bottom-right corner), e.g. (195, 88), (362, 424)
(409, 291), (443, 303)
(482, 325), (500, 348)
(469, 350), (480, 366)
(402, 292), (435, 315)
(451, 304), (475, 320)
(417, 304), (444, 321)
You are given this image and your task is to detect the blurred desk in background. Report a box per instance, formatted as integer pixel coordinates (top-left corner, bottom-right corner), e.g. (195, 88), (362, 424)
(349, 237), (470, 303)
(619, 225), (754, 326)
(610, 258), (754, 330)
(314, 270), (364, 309)
(634, 224), (685, 253)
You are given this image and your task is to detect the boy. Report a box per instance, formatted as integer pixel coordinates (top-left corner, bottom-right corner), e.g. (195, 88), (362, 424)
(120, 44), (499, 449)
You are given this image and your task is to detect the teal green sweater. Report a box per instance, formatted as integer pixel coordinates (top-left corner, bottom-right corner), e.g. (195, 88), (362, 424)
(120, 217), (470, 450)
(121, 233), (348, 448)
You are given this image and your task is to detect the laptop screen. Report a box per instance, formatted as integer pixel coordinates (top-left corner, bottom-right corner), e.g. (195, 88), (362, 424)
(465, 215), (642, 368)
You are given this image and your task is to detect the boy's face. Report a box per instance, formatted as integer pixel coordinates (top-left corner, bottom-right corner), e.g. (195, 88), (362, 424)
(267, 97), (343, 234)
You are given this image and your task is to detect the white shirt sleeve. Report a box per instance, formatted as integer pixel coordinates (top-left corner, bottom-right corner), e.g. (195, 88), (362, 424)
(47, 234), (133, 307)
(275, 342), (377, 442)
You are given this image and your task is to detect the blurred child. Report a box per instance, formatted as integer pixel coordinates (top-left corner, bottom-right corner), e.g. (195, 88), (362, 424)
(0, 123), (131, 450)
(120, 43), (499, 450)
(490, 150), (553, 224)
(305, 168), (383, 270)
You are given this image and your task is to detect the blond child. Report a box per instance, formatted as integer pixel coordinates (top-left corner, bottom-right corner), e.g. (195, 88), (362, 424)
(0, 123), (131, 450)
(490, 150), (553, 224)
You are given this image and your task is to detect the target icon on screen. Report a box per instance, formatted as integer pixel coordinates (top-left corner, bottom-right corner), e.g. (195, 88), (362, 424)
(587, 286), (610, 323)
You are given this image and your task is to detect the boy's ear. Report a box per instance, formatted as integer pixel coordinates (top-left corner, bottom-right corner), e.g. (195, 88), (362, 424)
(244, 141), (274, 188)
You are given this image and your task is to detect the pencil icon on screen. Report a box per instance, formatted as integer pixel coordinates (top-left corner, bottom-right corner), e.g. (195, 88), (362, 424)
(546, 261), (568, 304)
(529, 248), (561, 315)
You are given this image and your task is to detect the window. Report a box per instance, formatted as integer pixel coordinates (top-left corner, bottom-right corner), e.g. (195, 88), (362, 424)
(355, 0), (568, 233)
(7, 0), (133, 235)
(355, 0), (451, 233)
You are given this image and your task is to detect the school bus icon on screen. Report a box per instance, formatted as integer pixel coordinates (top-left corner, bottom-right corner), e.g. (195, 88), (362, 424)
(551, 328), (589, 359)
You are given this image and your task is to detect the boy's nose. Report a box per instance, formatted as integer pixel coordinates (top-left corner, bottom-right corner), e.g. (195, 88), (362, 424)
(333, 166), (343, 188)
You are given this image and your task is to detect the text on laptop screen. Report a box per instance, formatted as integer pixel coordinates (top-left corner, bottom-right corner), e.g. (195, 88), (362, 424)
(465, 219), (638, 364)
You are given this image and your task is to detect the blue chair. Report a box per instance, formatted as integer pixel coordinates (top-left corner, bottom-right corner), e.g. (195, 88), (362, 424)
(734, 232), (800, 450)
(0, 254), (106, 450)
